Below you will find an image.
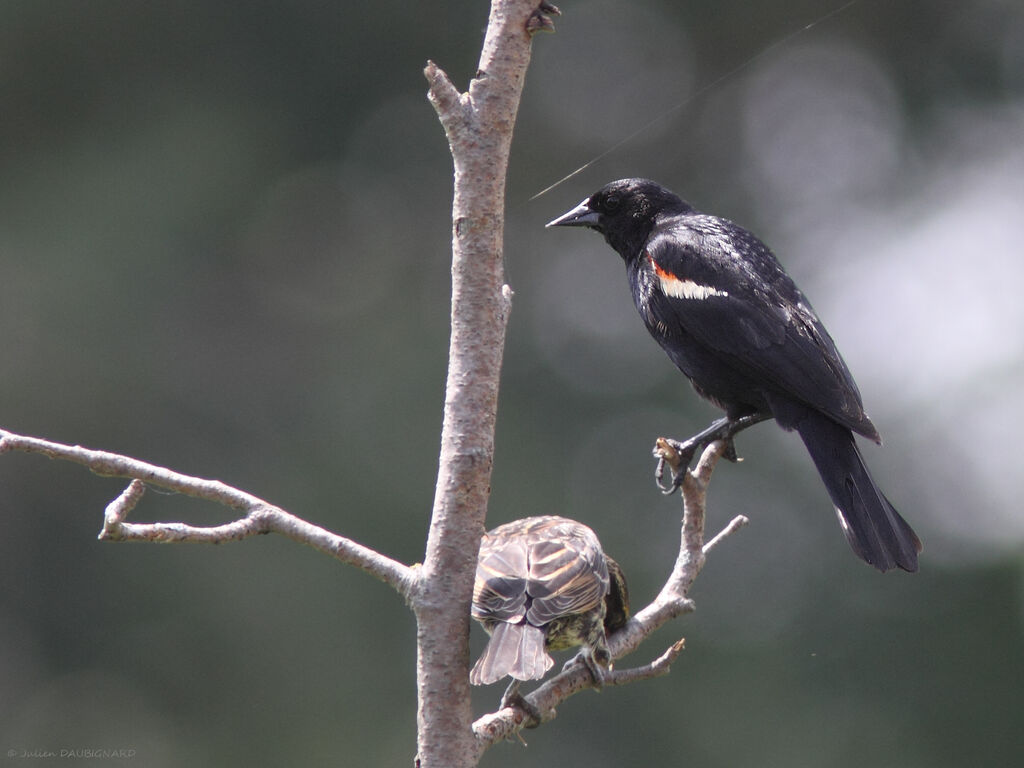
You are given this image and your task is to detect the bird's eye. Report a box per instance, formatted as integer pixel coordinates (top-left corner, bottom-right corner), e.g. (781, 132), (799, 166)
(603, 194), (621, 213)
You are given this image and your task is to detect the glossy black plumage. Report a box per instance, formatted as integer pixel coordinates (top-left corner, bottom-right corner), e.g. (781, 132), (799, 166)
(470, 516), (629, 685)
(547, 178), (921, 572)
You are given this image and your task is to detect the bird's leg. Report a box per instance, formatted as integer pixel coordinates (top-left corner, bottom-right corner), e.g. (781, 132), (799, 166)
(654, 413), (772, 494)
(561, 646), (608, 691)
(499, 679), (543, 728)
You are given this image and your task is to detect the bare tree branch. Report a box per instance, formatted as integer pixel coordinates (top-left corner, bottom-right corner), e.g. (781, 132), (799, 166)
(0, 429), (416, 597)
(2, 3), (562, 765)
(2, 3), (748, 765)
(705, 514), (750, 555)
(414, 3), (556, 765)
(471, 440), (749, 749)
(0, 428), (747, 759)
(603, 638), (687, 687)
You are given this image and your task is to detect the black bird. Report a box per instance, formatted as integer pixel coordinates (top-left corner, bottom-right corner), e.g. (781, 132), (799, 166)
(470, 516), (629, 686)
(547, 178), (921, 573)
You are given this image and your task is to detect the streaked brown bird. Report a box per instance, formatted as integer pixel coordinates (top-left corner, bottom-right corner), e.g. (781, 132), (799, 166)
(470, 515), (629, 686)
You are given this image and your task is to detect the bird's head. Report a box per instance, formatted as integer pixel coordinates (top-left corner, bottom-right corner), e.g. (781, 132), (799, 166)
(546, 178), (691, 260)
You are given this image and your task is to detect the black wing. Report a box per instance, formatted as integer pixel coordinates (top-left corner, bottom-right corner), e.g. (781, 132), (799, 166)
(640, 216), (879, 441)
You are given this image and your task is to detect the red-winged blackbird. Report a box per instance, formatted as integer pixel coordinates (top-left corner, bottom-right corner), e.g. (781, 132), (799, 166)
(547, 178), (921, 573)
(470, 516), (629, 686)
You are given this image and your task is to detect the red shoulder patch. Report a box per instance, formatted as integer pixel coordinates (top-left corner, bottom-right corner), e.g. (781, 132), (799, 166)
(647, 251), (728, 300)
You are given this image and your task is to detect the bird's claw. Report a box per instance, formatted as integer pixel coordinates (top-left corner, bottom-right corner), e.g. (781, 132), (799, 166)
(653, 437), (695, 495)
(526, 1), (561, 35)
(721, 436), (740, 462)
(562, 648), (608, 690)
(500, 680), (542, 728)
(654, 435), (738, 494)
(654, 415), (769, 493)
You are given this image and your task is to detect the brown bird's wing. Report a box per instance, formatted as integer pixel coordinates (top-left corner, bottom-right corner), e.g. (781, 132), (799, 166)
(472, 516), (610, 627)
(522, 518), (609, 626)
(471, 534), (529, 624)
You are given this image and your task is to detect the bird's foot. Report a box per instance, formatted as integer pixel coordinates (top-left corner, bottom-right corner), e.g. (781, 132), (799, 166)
(562, 647), (609, 690)
(500, 680), (542, 728)
(526, 1), (561, 35)
(654, 414), (770, 494)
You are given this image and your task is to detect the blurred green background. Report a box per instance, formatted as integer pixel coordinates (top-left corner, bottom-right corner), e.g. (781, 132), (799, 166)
(2, 0), (1022, 765)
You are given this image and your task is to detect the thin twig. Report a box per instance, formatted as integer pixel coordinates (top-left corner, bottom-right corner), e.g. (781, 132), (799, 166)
(0, 428), (416, 598)
(603, 638), (686, 686)
(704, 515), (750, 555)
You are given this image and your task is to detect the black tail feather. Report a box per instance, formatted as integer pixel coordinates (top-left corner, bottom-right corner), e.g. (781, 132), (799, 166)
(795, 411), (921, 572)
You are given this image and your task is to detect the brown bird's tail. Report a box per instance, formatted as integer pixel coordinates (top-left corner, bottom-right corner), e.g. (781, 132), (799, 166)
(470, 622), (551, 686)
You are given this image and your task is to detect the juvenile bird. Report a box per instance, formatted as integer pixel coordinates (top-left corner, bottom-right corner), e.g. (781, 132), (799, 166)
(547, 179), (921, 572)
(470, 515), (629, 686)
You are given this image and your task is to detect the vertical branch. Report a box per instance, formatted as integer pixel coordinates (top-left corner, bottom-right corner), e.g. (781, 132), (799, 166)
(415, 2), (554, 766)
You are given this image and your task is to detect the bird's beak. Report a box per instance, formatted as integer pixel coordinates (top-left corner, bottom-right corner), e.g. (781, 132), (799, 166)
(545, 198), (600, 228)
